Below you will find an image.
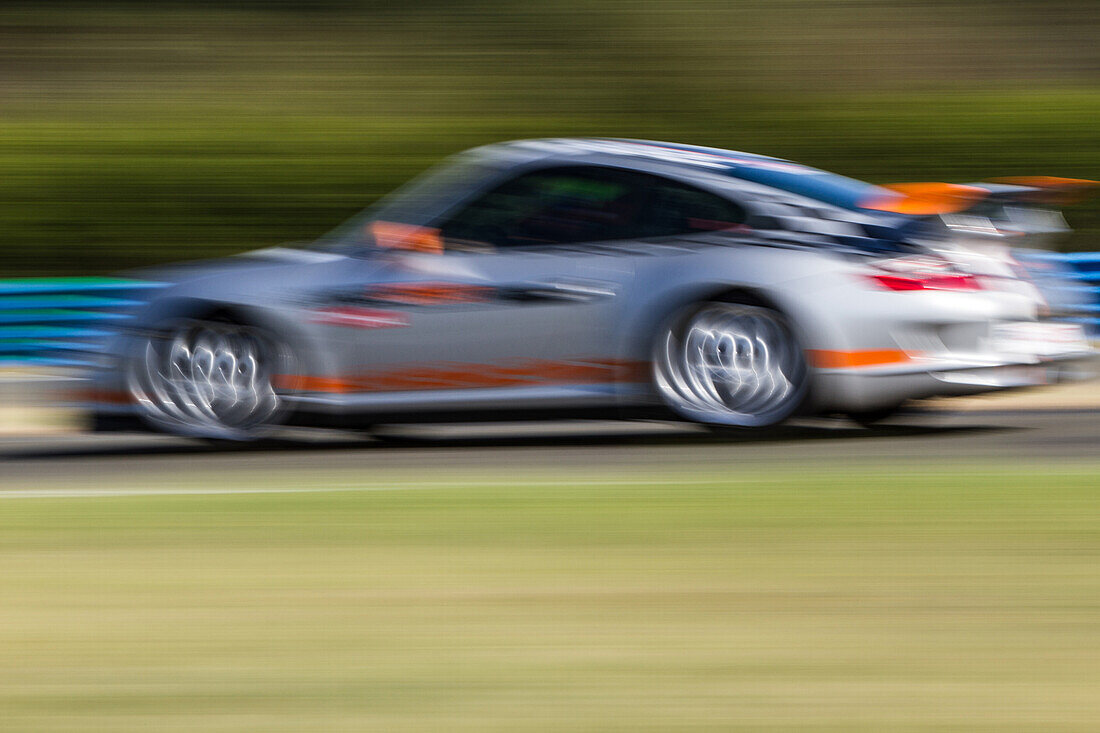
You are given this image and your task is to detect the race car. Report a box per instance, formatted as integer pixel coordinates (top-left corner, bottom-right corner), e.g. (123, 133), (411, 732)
(86, 138), (1096, 439)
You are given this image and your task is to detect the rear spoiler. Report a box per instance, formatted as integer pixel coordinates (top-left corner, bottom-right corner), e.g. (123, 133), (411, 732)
(981, 177), (1099, 206)
(859, 177), (1098, 215)
(860, 183), (988, 215)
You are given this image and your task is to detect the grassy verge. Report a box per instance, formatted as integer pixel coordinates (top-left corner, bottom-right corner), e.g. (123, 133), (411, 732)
(2, 466), (1099, 731)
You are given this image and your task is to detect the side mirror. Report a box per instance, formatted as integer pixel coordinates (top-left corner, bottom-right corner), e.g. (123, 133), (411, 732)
(370, 221), (444, 255)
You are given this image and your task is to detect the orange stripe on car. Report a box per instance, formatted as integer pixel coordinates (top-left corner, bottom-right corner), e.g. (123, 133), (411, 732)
(71, 388), (133, 405)
(275, 358), (650, 394)
(806, 349), (913, 369)
(273, 375), (357, 393)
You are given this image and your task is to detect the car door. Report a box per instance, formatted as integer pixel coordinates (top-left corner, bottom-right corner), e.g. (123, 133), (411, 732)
(317, 166), (646, 408)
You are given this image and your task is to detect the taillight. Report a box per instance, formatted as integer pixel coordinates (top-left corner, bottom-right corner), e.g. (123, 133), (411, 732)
(864, 255), (982, 292)
(868, 273), (981, 291)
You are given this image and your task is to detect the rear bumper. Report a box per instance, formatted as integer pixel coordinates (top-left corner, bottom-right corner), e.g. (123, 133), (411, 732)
(811, 349), (1097, 411)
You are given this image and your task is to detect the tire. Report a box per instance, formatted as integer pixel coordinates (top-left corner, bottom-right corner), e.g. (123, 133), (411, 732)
(126, 317), (294, 440)
(652, 300), (808, 428)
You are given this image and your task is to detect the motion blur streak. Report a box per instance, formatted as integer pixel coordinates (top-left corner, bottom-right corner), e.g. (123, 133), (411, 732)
(0, 1), (1098, 274)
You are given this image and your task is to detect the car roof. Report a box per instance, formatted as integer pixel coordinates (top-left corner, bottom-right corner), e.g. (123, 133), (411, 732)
(480, 138), (883, 211)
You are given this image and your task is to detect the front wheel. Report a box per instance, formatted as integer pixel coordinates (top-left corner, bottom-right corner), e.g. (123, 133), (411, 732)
(127, 318), (292, 440)
(653, 301), (808, 428)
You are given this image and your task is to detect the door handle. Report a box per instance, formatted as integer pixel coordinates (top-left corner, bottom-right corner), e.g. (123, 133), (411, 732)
(516, 279), (618, 302)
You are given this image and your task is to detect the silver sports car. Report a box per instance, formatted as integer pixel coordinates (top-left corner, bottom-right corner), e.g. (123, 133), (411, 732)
(87, 138), (1095, 439)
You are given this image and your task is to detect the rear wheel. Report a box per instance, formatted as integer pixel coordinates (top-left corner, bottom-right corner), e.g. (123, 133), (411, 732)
(653, 301), (808, 428)
(127, 318), (292, 440)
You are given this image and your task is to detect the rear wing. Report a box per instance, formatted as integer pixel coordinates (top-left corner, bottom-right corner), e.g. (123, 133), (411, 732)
(983, 177), (1099, 206)
(951, 177), (1097, 246)
(859, 177), (1097, 248)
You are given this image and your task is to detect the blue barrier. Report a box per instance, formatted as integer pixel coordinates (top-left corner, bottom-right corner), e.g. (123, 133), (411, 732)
(0, 278), (163, 367)
(1021, 251), (1100, 334)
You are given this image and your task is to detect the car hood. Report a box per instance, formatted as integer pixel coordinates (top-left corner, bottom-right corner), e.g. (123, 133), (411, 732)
(128, 246), (351, 284)
(114, 246), (382, 317)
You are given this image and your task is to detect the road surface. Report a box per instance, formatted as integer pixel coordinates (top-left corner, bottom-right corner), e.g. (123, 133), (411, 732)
(2, 408), (1097, 490)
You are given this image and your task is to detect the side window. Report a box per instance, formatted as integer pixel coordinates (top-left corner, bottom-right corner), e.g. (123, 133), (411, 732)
(636, 178), (747, 238)
(439, 166), (746, 250)
(440, 166), (648, 249)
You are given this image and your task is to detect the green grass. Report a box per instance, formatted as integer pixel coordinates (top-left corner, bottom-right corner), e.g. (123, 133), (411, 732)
(0, 1), (1098, 274)
(2, 466), (1099, 731)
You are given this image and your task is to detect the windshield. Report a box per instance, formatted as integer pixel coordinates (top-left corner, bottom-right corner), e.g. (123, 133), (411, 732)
(312, 152), (502, 252)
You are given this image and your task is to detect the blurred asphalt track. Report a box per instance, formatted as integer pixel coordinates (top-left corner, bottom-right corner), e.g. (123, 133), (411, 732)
(1, 408), (1098, 489)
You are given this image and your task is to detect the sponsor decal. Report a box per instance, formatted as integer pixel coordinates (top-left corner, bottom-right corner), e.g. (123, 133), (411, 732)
(370, 221), (444, 254)
(366, 282), (492, 306)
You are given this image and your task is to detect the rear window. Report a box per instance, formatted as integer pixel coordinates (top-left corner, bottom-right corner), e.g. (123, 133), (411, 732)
(721, 162), (883, 211)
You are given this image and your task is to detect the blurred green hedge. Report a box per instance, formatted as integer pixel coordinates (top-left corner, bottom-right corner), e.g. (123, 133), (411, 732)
(1, 1), (1097, 274)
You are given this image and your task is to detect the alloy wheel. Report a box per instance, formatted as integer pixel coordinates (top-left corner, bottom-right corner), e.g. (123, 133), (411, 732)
(654, 302), (807, 427)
